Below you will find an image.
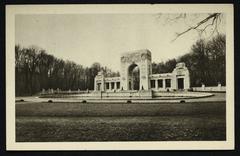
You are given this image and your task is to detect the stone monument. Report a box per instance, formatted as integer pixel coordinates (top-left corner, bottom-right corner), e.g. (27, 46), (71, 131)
(94, 49), (190, 92)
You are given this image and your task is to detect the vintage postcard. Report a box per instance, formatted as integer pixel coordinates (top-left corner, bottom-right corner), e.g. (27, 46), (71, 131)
(6, 4), (234, 150)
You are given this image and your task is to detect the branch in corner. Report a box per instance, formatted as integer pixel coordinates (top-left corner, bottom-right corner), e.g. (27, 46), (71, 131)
(171, 13), (221, 42)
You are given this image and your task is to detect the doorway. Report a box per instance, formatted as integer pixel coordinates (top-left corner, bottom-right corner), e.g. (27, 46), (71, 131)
(177, 78), (184, 89)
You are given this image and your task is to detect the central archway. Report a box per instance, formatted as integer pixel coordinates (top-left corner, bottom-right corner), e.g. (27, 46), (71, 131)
(120, 50), (152, 91)
(128, 64), (140, 90)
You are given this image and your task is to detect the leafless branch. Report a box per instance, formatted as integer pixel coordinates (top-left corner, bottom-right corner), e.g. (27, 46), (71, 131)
(171, 13), (221, 42)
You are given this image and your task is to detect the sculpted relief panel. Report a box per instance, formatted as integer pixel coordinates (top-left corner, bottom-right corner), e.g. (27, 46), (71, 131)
(121, 52), (151, 63)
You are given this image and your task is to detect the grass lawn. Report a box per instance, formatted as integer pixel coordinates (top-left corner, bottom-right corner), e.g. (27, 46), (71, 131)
(16, 101), (226, 142)
(16, 115), (225, 142)
(16, 101), (225, 116)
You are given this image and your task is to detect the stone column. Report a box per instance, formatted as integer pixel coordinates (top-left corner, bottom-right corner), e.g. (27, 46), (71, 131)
(218, 83), (221, 91)
(163, 79), (166, 89)
(57, 88), (60, 93)
(114, 82), (117, 90)
(109, 82), (112, 90)
(120, 63), (128, 90)
(94, 78), (97, 91)
(171, 76), (177, 90)
(42, 88), (45, 94)
(201, 84), (205, 91)
(184, 73), (190, 90)
(101, 77), (105, 91)
(132, 79), (134, 90)
(155, 79), (158, 90)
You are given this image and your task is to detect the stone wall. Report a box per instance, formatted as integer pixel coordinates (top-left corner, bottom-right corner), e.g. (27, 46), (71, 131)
(192, 85), (226, 92)
(95, 90), (152, 99)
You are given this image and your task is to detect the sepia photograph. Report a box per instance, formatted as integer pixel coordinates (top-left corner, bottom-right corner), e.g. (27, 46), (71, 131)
(6, 4), (234, 150)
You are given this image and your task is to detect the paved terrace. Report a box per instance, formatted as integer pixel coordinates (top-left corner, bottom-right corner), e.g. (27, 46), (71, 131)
(16, 92), (226, 104)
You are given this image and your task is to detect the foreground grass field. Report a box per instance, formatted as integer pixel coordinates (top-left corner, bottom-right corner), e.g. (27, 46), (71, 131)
(16, 101), (225, 116)
(16, 101), (226, 141)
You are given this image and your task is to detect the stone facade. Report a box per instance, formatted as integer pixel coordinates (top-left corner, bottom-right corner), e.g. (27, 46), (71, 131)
(149, 62), (190, 91)
(94, 49), (190, 92)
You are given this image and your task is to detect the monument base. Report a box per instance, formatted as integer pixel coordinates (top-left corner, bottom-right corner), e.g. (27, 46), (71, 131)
(92, 90), (153, 99)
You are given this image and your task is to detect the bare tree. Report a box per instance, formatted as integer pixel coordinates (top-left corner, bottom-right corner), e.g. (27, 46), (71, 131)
(157, 13), (224, 41)
(15, 45), (120, 95)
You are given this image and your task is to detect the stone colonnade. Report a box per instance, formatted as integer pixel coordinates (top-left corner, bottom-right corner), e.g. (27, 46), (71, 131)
(94, 50), (190, 92)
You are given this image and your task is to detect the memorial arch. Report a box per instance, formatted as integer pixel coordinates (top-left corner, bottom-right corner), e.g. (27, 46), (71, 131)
(120, 49), (152, 91)
(94, 49), (190, 92)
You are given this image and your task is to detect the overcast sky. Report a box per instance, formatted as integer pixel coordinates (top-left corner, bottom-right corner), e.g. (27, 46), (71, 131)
(15, 14), (225, 71)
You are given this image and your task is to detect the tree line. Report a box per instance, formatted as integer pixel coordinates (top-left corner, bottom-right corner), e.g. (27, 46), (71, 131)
(15, 34), (225, 96)
(152, 34), (226, 87)
(15, 46), (119, 96)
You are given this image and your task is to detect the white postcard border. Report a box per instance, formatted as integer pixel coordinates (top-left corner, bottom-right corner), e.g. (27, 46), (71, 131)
(6, 4), (234, 150)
